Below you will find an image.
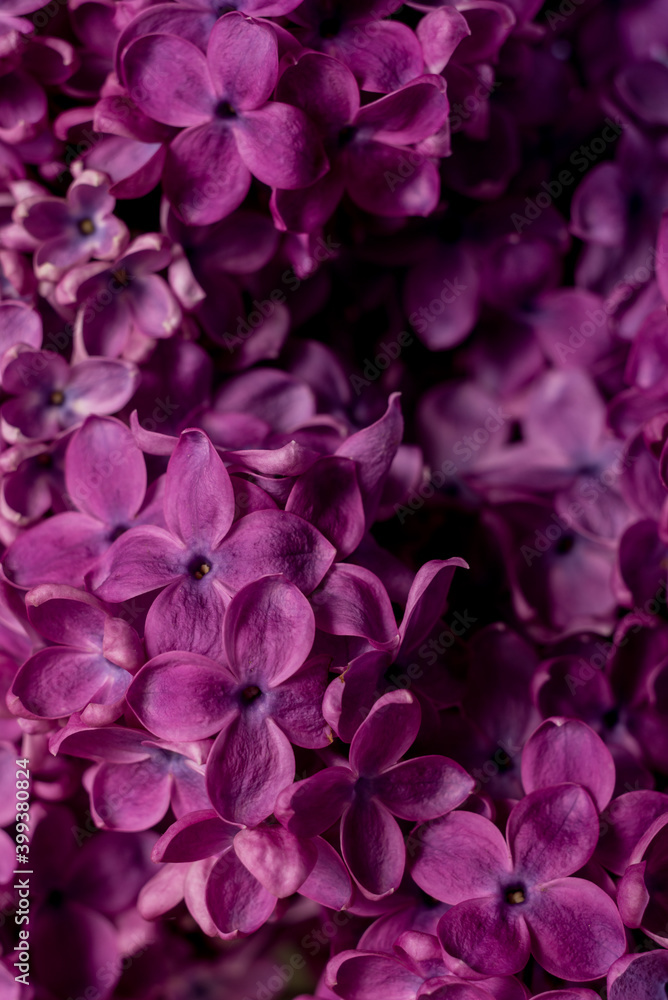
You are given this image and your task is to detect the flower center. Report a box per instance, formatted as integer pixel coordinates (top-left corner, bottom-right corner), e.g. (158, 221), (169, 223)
(505, 887), (526, 905)
(216, 100), (237, 119)
(241, 685), (261, 703)
(338, 125), (357, 149)
(78, 218), (95, 235)
(192, 562), (211, 580)
(49, 390), (65, 406)
(112, 267), (130, 287)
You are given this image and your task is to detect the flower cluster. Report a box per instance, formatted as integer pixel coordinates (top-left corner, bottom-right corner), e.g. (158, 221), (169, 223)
(0, 0), (666, 997)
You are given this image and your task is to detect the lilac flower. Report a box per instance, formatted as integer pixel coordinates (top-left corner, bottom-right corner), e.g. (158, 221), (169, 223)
(145, 808), (351, 937)
(272, 54), (448, 228)
(0, 348), (138, 441)
(58, 233), (181, 358)
(88, 428), (335, 658)
(121, 13), (327, 225)
(14, 170), (128, 280)
(3, 416), (162, 587)
(322, 558), (467, 742)
(9, 584), (143, 724)
(51, 724), (210, 831)
(287, 0), (423, 94)
(127, 575), (332, 826)
(411, 783), (626, 979)
(277, 690), (473, 898)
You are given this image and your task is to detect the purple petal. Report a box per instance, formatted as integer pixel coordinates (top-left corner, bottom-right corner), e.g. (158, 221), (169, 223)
(521, 719), (616, 812)
(223, 575), (315, 686)
(399, 558), (468, 653)
(275, 765), (355, 837)
(12, 647), (123, 719)
(153, 809), (237, 863)
(127, 651), (237, 740)
(233, 824), (317, 896)
(90, 757), (171, 831)
(526, 877), (626, 980)
(235, 102), (327, 189)
(218, 509), (335, 595)
(286, 456), (365, 557)
(269, 654), (332, 748)
(336, 393), (403, 528)
(165, 123), (251, 226)
(207, 13), (277, 110)
(356, 80), (448, 145)
(350, 690), (421, 777)
(144, 577), (230, 660)
(205, 849), (276, 937)
(164, 429), (234, 548)
(411, 811), (511, 903)
(65, 359), (139, 415)
(437, 897), (530, 977)
(65, 416), (146, 525)
(329, 952), (422, 1000)
(509, 785), (599, 884)
(341, 796), (405, 898)
(87, 524), (185, 601)
(206, 714), (295, 826)
(312, 563), (399, 650)
(4, 511), (109, 587)
(373, 755), (473, 821)
(344, 140), (440, 217)
(299, 836), (352, 910)
(122, 34), (214, 126)
(0, 301), (42, 354)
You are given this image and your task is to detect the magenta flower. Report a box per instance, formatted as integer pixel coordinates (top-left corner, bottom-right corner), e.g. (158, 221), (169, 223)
(59, 233), (181, 358)
(287, 0), (423, 94)
(412, 784), (626, 980)
(121, 13), (327, 225)
(9, 583), (143, 724)
(51, 724), (210, 831)
(14, 170), (128, 280)
(273, 54), (448, 229)
(127, 575), (332, 826)
(88, 428), (335, 658)
(277, 690), (473, 898)
(0, 348), (138, 441)
(3, 416), (163, 587)
(147, 807), (350, 937)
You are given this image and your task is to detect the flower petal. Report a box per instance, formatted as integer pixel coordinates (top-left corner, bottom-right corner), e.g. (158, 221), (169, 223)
(127, 651), (237, 741)
(525, 877), (626, 981)
(206, 714), (295, 826)
(411, 811), (511, 903)
(341, 796), (405, 898)
(508, 784), (599, 884)
(223, 575), (315, 686)
(437, 896), (530, 977)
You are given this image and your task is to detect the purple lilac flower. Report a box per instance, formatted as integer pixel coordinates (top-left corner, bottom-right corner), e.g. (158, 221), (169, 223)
(88, 428), (335, 658)
(411, 783), (626, 979)
(14, 170), (128, 280)
(3, 415), (162, 586)
(277, 690), (473, 898)
(127, 575), (332, 825)
(121, 14), (327, 225)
